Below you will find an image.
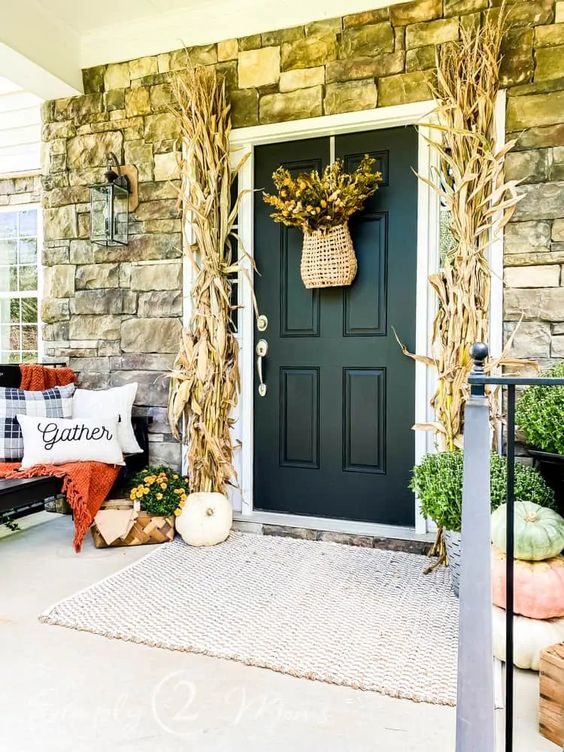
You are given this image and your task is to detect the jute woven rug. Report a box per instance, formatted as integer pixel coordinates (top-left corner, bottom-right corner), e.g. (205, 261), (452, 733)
(40, 532), (459, 705)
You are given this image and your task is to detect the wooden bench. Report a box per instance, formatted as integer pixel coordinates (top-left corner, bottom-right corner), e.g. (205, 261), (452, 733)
(0, 415), (152, 522)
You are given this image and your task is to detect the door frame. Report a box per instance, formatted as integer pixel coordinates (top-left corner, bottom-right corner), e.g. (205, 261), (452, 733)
(225, 97), (505, 537)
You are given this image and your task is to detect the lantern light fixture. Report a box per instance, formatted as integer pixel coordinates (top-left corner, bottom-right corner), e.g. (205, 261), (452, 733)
(90, 152), (131, 247)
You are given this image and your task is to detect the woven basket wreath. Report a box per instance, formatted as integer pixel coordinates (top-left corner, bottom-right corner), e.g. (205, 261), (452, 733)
(263, 155), (382, 289)
(301, 223), (357, 289)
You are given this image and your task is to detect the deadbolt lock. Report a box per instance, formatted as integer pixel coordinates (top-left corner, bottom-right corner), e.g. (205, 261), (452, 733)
(257, 314), (268, 332)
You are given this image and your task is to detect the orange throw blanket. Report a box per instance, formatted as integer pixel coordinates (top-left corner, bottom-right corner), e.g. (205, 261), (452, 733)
(19, 364), (76, 391)
(0, 461), (120, 551)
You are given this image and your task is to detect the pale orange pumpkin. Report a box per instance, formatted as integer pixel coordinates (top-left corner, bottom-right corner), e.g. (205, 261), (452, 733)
(491, 549), (564, 619)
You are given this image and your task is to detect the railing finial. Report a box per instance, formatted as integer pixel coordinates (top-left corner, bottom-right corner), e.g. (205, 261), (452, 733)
(470, 342), (488, 374)
(470, 342), (488, 396)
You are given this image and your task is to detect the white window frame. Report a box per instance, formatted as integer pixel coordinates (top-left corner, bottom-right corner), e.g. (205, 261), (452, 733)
(0, 201), (43, 363)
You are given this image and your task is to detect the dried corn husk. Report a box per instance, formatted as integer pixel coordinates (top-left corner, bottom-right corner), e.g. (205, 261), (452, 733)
(168, 66), (249, 494)
(401, 8), (534, 454)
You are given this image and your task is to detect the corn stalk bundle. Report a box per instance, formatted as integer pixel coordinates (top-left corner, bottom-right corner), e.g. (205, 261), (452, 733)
(168, 66), (247, 494)
(401, 10), (528, 454)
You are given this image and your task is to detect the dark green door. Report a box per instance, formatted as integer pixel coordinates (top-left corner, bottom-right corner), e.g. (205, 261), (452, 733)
(253, 127), (418, 526)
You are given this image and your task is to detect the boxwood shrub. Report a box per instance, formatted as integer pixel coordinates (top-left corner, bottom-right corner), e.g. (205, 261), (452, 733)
(410, 451), (555, 532)
(515, 362), (564, 455)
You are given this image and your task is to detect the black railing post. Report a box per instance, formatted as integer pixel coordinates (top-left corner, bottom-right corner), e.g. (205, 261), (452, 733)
(456, 343), (496, 752)
(505, 385), (516, 752)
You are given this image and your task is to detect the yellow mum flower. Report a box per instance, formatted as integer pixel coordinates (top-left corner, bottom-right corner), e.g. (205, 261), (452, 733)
(130, 491), (136, 501)
(156, 493), (163, 500)
(160, 483), (167, 491)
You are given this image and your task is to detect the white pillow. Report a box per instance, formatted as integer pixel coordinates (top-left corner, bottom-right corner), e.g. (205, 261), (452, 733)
(72, 383), (142, 454)
(17, 414), (124, 469)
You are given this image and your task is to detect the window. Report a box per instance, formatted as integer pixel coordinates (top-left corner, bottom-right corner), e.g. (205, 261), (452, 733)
(0, 206), (40, 363)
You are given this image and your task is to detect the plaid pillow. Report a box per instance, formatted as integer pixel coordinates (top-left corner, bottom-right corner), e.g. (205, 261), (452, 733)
(0, 384), (75, 461)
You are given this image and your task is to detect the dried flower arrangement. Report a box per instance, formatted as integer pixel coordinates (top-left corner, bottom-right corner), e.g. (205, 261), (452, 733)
(263, 156), (382, 234)
(263, 156), (382, 289)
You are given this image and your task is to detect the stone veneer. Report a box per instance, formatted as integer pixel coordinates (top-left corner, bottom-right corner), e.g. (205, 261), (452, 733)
(0, 174), (41, 209)
(38, 0), (564, 468)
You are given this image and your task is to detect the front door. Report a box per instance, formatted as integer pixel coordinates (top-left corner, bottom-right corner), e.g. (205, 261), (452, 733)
(253, 127), (418, 527)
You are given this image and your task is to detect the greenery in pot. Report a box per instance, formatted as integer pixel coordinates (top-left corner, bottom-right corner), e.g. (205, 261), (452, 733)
(126, 465), (189, 517)
(262, 155), (382, 234)
(410, 451), (555, 533)
(515, 362), (564, 455)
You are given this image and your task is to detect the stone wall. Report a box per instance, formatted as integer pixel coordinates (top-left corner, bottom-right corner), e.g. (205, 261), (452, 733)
(504, 10), (564, 367)
(41, 75), (183, 465)
(39, 0), (564, 468)
(0, 174), (41, 208)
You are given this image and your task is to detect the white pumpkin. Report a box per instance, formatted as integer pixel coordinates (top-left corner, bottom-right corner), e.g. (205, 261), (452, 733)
(492, 605), (564, 670)
(175, 492), (232, 547)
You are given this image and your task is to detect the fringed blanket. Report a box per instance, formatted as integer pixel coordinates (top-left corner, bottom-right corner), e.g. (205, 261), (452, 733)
(0, 462), (120, 551)
(19, 364), (76, 391)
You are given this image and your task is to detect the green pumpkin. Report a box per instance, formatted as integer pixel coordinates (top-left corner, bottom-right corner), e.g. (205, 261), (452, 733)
(491, 501), (564, 561)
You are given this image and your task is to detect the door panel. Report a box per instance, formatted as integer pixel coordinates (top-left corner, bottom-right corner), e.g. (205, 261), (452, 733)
(343, 212), (387, 336)
(279, 367), (320, 469)
(343, 367), (386, 474)
(280, 227), (321, 337)
(253, 128), (418, 526)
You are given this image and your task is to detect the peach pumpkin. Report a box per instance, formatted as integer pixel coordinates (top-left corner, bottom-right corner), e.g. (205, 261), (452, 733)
(491, 549), (564, 619)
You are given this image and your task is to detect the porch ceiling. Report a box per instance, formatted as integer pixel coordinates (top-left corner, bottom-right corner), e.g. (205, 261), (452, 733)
(3, 0), (406, 99)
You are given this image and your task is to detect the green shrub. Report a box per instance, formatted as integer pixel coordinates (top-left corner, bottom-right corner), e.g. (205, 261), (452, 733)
(515, 362), (564, 455)
(410, 451), (555, 532)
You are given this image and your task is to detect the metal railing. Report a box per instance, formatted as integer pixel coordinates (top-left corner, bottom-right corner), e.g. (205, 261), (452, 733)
(456, 343), (564, 752)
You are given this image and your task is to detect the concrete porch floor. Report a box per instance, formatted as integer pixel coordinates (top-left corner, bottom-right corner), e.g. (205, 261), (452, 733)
(0, 516), (558, 752)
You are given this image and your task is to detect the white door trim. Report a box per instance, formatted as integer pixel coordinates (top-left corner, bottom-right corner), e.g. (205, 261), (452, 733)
(182, 96), (505, 538)
(489, 90), (506, 363)
(231, 101), (439, 535)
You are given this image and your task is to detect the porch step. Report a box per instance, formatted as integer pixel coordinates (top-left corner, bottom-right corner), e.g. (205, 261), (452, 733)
(232, 520), (433, 555)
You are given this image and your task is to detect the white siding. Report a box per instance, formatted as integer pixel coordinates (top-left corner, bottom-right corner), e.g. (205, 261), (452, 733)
(0, 77), (42, 175)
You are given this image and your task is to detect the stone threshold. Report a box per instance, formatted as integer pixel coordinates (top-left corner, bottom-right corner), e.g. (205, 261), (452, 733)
(232, 519), (433, 555)
(44, 497), (433, 555)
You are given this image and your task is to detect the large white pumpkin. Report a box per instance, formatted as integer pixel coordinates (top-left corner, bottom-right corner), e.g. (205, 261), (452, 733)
(175, 492), (232, 547)
(492, 605), (564, 670)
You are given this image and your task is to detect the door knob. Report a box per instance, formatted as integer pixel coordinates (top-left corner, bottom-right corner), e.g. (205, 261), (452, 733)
(256, 339), (268, 397)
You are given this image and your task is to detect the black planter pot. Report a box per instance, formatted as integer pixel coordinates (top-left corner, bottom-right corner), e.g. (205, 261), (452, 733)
(526, 447), (564, 515)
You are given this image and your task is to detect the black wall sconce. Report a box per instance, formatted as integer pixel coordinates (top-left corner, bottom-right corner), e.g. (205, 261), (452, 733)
(90, 152), (138, 246)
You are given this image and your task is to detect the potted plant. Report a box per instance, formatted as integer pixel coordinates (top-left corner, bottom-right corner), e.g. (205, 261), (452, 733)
(515, 362), (564, 515)
(91, 465), (188, 548)
(262, 156), (382, 289)
(410, 451), (555, 595)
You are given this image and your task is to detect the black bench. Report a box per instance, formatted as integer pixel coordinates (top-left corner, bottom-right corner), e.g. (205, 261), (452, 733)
(0, 415), (151, 522)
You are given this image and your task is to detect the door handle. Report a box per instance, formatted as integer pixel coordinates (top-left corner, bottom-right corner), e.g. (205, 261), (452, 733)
(256, 339), (268, 397)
